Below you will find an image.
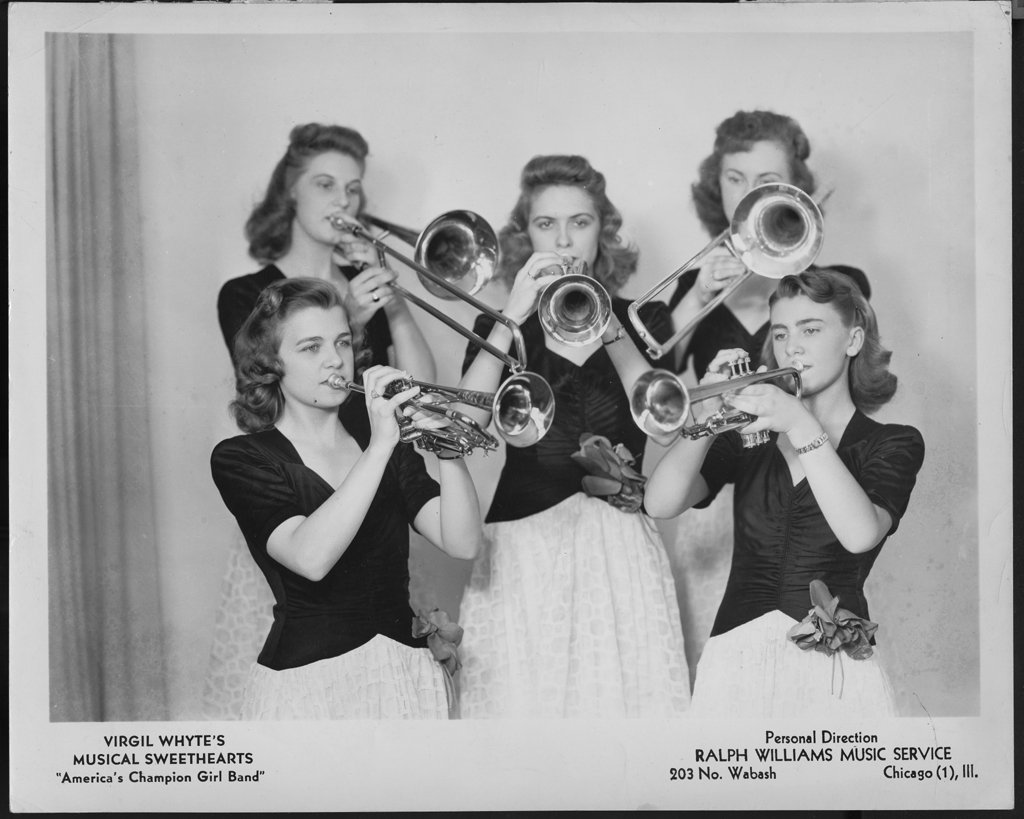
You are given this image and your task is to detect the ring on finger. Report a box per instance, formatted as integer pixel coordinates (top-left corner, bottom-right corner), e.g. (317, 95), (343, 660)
(370, 390), (380, 399)
(372, 289), (380, 303)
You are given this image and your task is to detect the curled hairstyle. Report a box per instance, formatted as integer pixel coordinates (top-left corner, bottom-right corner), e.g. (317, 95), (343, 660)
(692, 110), (816, 237)
(497, 155), (639, 295)
(761, 269), (897, 414)
(230, 278), (371, 433)
(246, 123), (370, 264)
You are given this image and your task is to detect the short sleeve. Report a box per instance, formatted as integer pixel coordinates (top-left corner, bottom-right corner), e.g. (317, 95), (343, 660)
(461, 312), (506, 378)
(217, 279), (262, 359)
(211, 437), (305, 553)
(695, 431), (746, 508)
(856, 425), (926, 536)
(362, 309), (394, 368)
(625, 299), (674, 367)
(667, 269), (701, 312)
(394, 441), (441, 527)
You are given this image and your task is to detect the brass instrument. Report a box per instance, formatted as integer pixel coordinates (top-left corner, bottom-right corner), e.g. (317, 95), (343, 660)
(349, 211), (497, 300)
(327, 374), (499, 458)
(536, 257), (612, 346)
(330, 211), (557, 447)
(628, 183), (824, 359)
(630, 354), (803, 448)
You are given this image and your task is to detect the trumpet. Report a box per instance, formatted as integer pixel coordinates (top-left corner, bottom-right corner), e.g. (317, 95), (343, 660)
(330, 210), (557, 447)
(628, 183), (824, 360)
(536, 257), (612, 346)
(328, 372), (555, 454)
(327, 374), (499, 458)
(630, 354), (803, 448)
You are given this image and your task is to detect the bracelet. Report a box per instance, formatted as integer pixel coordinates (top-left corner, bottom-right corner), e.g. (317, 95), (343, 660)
(794, 432), (829, 455)
(603, 326), (627, 346)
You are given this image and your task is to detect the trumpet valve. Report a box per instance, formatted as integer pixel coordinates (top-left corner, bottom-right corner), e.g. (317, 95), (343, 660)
(740, 430), (770, 448)
(728, 353), (754, 379)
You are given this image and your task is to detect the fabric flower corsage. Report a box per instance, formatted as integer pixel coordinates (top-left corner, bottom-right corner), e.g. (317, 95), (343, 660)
(412, 607), (464, 717)
(787, 579), (879, 696)
(570, 433), (647, 514)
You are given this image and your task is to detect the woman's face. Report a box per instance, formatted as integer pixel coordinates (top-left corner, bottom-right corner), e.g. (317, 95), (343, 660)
(719, 140), (793, 223)
(276, 305), (355, 411)
(770, 294), (863, 400)
(289, 151), (365, 247)
(526, 185), (601, 271)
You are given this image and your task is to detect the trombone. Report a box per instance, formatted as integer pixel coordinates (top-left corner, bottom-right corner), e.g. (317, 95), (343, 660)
(536, 257), (613, 347)
(630, 354), (803, 448)
(627, 183), (824, 360)
(331, 211), (556, 447)
(326, 374), (499, 458)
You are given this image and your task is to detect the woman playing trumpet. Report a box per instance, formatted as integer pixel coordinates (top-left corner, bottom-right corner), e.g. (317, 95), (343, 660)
(455, 155), (690, 718)
(645, 269), (924, 717)
(661, 110), (871, 680)
(205, 123), (437, 719)
(210, 278), (482, 719)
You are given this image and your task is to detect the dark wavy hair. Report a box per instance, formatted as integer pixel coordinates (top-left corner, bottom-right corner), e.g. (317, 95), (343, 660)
(246, 124), (370, 264)
(230, 278), (370, 433)
(496, 155), (638, 295)
(761, 268), (896, 414)
(692, 110), (817, 237)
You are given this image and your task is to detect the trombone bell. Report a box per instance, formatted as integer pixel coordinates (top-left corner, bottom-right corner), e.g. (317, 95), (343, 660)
(730, 183), (823, 279)
(414, 210), (499, 300)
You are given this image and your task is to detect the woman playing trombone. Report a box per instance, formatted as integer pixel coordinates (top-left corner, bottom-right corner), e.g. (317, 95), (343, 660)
(210, 278), (482, 719)
(645, 269), (924, 717)
(454, 155), (690, 718)
(669, 110), (870, 376)
(205, 124), (437, 719)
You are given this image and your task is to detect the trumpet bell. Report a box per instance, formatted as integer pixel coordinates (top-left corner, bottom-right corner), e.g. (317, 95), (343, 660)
(414, 210), (499, 300)
(730, 183), (823, 280)
(629, 369), (691, 436)
(493, 372), (556, 448)
(537, 273), (613, 347)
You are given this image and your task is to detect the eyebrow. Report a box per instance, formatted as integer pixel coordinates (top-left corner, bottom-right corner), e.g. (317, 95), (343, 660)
(770, 318), (825, 330)
(531, 212), (595, 221)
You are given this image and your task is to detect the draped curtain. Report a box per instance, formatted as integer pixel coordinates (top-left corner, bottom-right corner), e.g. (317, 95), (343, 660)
(47, 33), (168, 721)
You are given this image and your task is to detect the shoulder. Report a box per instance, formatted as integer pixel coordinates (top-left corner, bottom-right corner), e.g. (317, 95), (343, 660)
(845, 413), (925, 464)
(218, 266), (285, 305)
(211, 430), (285, 470)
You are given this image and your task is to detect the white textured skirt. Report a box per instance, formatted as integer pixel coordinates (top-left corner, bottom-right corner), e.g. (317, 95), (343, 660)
(690, 610), (897, 718)
(202, 530), (276, 720)
(457, 493), (691, 718)
(240, 634), (450, 720)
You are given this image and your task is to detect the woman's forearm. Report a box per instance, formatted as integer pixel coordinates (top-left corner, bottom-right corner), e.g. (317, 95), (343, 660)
(454, 321), (516, 428)
(644, 435), (714, 518)
(437, 458), (484, 559)
(386, 301), (437, 381)
(267, 444), (393, 581)
(794, 439), (891, 554)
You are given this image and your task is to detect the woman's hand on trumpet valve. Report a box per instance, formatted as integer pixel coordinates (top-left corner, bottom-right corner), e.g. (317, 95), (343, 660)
(721, 364), (819, 443)
(688, 253), (748, 308)
(503, 252), (566, 325)
(362, 366), (423, 452)
(690, 348), (749, 425)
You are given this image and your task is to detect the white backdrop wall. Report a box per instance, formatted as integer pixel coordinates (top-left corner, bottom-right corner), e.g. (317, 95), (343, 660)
(133, 31), (977, 719)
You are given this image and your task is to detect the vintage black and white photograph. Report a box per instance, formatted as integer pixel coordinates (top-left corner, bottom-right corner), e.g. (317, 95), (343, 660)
(10, 2), (1013, 812)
